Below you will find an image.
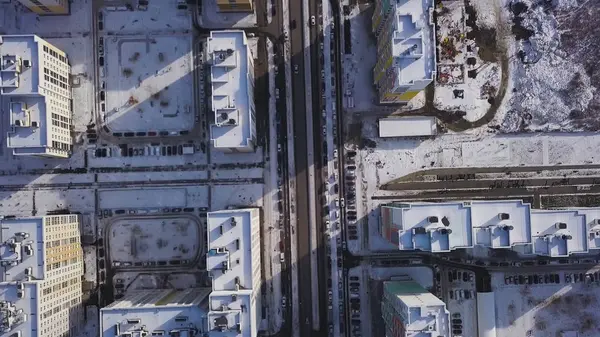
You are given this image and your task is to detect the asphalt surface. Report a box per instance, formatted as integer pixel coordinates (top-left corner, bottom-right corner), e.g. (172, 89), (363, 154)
(287, 0), (316, 335)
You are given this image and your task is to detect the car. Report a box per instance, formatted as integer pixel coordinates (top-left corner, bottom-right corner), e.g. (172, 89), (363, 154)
(323, 126), (327, 136)
(275, 88), (280, 99)
(333, 149), (338, 158)
(311, 15), (316, 25)
(282, 296), (287, 308)
(294, 64), (299, 74)
(291, 19), (297, 30)
(505, 276), (513, 284)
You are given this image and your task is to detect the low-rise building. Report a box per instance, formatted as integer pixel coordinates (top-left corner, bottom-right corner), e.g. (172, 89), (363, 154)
(0, 35), (73, 158)
(14, 0), (69, 15)
(380, 199), (598, 257)
(372, 0), (436, 104)
(207, 30), (256, 153)
(0, 214), (84, 337)
(206, 208), (262, 337)
(382, 277), (450, 337)
(99, 289), (211, 337)
(378, 116), (437, 138)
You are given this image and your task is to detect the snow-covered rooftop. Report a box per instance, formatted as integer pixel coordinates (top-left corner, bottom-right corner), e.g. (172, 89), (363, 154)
(206, 208), (261, 337)
(380, 200), (596, 256)
(0, 35), (49, 153)
(378, 116), (437, 137)
(206, 209), (256, 291)
(530, 210), (587, 257)
(382, 202), (472, 252)
(382, 278), (449, 336)
(207, 31), (255, 151)
(471, 200), (531, 249)
(100, 288), (211, 337)
(391, 0), (436, 86)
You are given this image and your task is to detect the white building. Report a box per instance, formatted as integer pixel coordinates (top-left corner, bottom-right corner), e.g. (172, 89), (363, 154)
(0, 35), (73, 158)
(381, 277), (449, 337)
(378, 116), (437, 138)
(380, 199), (598, 257)
(207, 31), (256, 153)
(99, 289), (211, 337)
(0, 214), (84, 337)
(372, 0), (436, 103)
(206, 208), (262, 337)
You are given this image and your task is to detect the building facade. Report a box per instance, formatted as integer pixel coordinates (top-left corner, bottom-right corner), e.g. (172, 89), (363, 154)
(0, 35), (73, 158)
(207, 30), (256, 153)
(382, 278), (449, 337)
(379, 199), (600, 257)
(206, 208), (262, 337)
(216, 0), (253, 12)
(14, 0), (69, 15)
(99, 289), (211, 337)
(0, 214), (84, 337)
(372, 0), (436, 104)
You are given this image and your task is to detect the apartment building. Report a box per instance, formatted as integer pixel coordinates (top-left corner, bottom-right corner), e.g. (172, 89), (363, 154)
(0, 214), (84, 337)
(206, 208), (262, 337)
(381, 277), (450, 337)
(207, 30), (256, 153)
(379, 199), (600, 257)
(372, 0), (436, 103)
(216, 0), (253, 12)
(0, 35), (73, 158)
(14, 0), (70, 15)
(100, 289), (211, 337)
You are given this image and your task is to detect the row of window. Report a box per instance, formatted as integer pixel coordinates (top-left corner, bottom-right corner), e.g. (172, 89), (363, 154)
(45, 256), (79, 272)
(44, 67), (68, 85)
(47, 215), (77, 225)
(43, 45), (67, 64)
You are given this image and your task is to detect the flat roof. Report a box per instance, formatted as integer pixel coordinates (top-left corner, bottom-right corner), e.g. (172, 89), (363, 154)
(0, 217), (46, 282)
(378, 116), (437, 137)
(390, 202), (472, 252)
(206, 208), (257, 291)
(382, 200), (593, 256)
(471, 200), (531, 248)
(207, 290), (254, 337)
(390, 0), (436, 86)
(0, 35), (40, 95)
(100, 289), (211, 337)
(530, 210), (587, 257)
(208, 30), (254, 149)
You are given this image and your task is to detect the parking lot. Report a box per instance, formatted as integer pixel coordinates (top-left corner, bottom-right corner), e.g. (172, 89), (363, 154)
(106, 214), (202, 267)
(493, 269), (600, 337)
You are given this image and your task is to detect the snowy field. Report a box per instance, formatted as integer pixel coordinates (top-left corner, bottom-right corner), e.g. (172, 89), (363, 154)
(492, 270), (600, 337)
(103, 35), (195, 133)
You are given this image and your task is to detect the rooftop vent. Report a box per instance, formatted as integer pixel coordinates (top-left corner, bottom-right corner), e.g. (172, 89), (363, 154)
(502, 225), (514, 231)
(23, 60), (30, 67)
(441, 216), (450, 227)
(498, 213), (510, 220)
(555, 222), (567, 230)
(561, 234), (572, 240)
(427, 216), (438, 224)
(439, 228), (452, 235)
(412, 227), (426, 235)
(31, 121), (38, 128)
(226, 49), (234, 55)
(230, 217), (237, 227)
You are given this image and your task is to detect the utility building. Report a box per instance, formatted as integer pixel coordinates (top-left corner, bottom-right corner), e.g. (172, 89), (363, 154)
(0, 35), (73, 158)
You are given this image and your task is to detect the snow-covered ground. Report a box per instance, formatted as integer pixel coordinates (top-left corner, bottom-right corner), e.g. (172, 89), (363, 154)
(492, 269), (600, 337)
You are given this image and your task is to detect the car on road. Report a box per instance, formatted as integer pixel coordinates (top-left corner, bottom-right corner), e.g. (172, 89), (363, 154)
(275, 88), (280, 100)
(311, 15), (316, 26)
(333, 149), (338, 158)
(282, 296), (287, 308)
(294, 64), (299, 74)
